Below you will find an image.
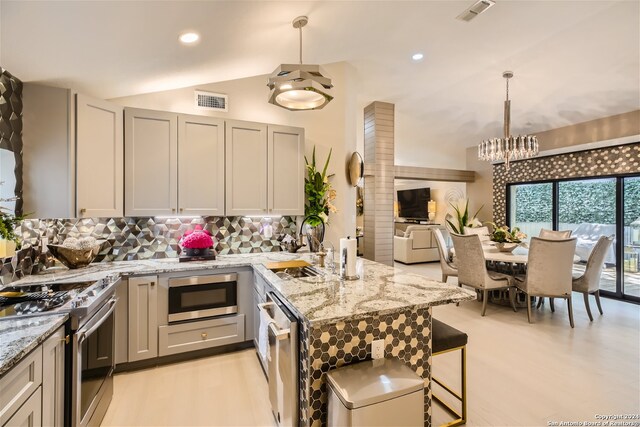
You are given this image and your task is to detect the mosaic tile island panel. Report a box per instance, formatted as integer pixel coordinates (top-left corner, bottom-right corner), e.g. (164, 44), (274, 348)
(300, 308), (433, 427)
(1, 216), (297, 285)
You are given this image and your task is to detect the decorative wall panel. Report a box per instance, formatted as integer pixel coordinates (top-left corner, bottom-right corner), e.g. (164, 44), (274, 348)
(0, 68), (23, 215)
(493, 143), (640, 225)
(0, 216), (296, 285)
(299, 308), (432, 427)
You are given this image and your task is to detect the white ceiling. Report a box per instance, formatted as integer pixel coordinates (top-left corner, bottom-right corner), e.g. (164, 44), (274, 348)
(1, 0), (639, 149)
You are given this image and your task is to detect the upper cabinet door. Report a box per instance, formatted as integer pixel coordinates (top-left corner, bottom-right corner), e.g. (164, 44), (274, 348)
(225, 120), (268, 216)
(268, 125), (305, 216)
(124, 108), (178, 217)
(178, 115), (225, 216)
(76, 94), (124, 218)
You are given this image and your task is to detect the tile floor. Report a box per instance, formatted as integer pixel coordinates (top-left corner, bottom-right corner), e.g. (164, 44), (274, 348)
(101, 262), (640, 427)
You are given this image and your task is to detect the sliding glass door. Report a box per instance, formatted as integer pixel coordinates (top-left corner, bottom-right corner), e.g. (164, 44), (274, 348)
(623, 177), (640, 298)
(558, 178), (617, 293)
(508, 183), (552, 242)
(507, 174), (640, 303)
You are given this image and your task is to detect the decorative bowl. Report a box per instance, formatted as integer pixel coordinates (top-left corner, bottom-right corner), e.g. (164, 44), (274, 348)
(47, 244), (103, 269)
(494, 242), (519, 253)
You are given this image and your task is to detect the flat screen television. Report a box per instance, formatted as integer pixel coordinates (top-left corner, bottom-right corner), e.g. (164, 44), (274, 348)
(397, 188), (430, 220)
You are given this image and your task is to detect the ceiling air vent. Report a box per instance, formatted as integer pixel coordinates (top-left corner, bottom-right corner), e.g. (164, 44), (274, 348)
(456, 0), (495, 22)
(195, 90), (228, 112)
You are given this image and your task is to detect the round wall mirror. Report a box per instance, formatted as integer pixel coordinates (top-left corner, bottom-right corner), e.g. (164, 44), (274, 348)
(348, 152), (364, 187)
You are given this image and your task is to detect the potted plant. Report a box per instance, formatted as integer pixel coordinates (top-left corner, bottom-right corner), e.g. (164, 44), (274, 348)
(304, 146), (336, 251)
(0, 183), (23, 258)
(446, 198), (483, 234)
(486, 222), (527, 252)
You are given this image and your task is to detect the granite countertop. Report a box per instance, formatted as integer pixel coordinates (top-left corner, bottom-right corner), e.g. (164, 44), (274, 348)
(0, 314), (68, 377)
(5, 252), (475, 328)
(255, 258), (476, 326)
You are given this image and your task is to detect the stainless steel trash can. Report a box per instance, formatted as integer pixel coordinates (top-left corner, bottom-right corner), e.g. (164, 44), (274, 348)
(326, 358), (424, 427)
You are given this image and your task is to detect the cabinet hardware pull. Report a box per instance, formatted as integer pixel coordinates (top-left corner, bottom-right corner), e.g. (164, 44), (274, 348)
(150, 281), (155, 287)
(172, 208), (176, 213)
(80, 208), (87, 214)
(180, 208), (184, 212)
(61, 335), (70, 345)
(201, 332), (208, 339)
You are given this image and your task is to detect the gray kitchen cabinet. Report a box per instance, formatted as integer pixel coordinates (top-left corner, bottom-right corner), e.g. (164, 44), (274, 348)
(178, 115), (225, 216)
(268, 125), (305, 216)
(22, 84), (124, 218)
(225, 120), (269, 216)
(158, 315), (245, 357)
(75, 94), (124, 218)
(114, 278), (129, 365)
(128, 276), (159, 362)
(225, 121), (305, 216)
(0, 347), (42, 426)
(124, 108), (178, 217)
(124, 109), (226, 217)
(2, 386), (42, 427)
(41, 327), (65, 427)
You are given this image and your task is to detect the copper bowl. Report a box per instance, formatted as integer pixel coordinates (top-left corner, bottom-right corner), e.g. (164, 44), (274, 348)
(47, 244), (103, 269)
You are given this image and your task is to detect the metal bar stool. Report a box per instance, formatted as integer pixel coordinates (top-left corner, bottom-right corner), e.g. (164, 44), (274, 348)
(432, 318), (468, 427)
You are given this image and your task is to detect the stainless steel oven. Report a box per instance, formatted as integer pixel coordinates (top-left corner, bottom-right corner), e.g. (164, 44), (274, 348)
(168, 274), (238, 323)
(71, 294), (117, 427)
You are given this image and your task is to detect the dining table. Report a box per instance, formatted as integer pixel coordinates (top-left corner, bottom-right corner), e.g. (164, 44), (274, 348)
(480, 242), (581, 264)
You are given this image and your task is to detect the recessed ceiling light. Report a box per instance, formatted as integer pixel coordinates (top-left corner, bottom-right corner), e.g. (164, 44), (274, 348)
(412, 53), (424, 61)
(179, 32), (199, 44)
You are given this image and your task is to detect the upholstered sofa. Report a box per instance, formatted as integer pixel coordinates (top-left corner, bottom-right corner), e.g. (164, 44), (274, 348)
(573, 223), (616, 264)
(394, 225), (444, 264)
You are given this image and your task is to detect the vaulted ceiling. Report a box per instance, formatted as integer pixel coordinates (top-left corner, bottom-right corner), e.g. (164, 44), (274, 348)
(1, 0), (638, 149)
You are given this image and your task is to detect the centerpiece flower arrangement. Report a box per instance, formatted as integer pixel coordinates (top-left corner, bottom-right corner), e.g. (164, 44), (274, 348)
(446, 198), (483, 234)
(304, 146), (337, 226)
(180, 225), (215, 259)
(486, 222), (527, 252)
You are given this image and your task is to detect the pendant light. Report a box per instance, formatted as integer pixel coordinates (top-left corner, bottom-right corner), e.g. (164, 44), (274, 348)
(267, 16), (333, 111)
(478, 71), (539, 169)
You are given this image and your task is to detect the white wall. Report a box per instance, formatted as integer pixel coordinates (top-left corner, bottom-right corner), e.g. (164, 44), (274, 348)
(394, 179), (467, 226)
(111, 62), (357, 247)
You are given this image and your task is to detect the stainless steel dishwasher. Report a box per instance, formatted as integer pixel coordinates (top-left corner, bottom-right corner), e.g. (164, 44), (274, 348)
(260, 291), (298, 427)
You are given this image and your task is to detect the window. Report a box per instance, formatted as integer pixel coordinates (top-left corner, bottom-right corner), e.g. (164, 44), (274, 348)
(507, 174), (640, 303)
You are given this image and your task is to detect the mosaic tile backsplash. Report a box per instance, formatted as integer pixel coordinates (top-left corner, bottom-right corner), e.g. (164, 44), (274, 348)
(0, 216), (296, 285)
(493, 142), (640, 225)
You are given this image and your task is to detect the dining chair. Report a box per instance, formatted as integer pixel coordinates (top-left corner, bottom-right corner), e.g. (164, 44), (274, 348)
(463, 226), (491, 242)
(515, 237), (578, 327)
(433, 228), (458, 283)
(539, 229), (572, 239)
(572, 235), (614, 321)
(450, 233), (517, 316)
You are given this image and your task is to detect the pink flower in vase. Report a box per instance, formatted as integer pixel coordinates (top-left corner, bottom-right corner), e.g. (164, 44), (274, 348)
(180, 225), (214, 256)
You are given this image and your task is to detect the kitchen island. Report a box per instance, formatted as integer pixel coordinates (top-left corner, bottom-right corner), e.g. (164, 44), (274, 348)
(2, 253), (474, 427)
(256, 258), (475, 427)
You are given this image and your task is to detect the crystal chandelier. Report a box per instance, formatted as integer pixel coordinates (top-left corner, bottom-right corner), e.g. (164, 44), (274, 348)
(478, 71), (539, 169)
(267, 16), (333, 111)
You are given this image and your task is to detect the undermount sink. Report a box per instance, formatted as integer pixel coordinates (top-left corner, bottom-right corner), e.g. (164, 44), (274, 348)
(271, 265), (324, 279)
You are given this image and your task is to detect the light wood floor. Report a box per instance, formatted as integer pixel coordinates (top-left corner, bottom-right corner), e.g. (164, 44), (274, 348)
(102, 262), (640, 427)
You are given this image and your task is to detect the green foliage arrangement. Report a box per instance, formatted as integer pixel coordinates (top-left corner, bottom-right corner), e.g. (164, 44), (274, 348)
(0, 181), (23, 247)
(304, 146), (336, 227)
(446, 199), (483, 234)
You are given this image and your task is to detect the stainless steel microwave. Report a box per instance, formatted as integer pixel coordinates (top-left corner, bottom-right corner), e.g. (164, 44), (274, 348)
(168, 273), (238, 323)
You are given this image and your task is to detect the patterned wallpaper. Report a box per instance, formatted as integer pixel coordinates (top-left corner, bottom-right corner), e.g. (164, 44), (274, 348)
(493, 142), (640, 225)
(1, 216), (297, 285)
